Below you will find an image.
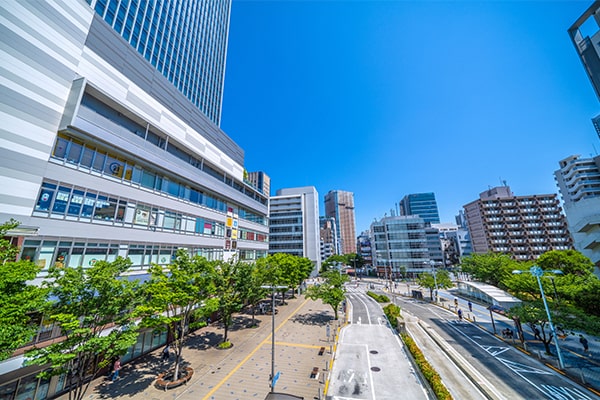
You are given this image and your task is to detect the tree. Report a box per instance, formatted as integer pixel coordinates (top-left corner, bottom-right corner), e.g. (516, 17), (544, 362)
(460, 252), (516, 288)
(212, 258), (246, 345)
(305, 271), (348, 320)
(0, 219), (46, 361)
(417, 270), (453, 300)
(237, 261), (268, 327)
(137, 249), (216, 382)
(321, 255), (346, 273)
(508, 303), (555, 355)
(537, 249), (595, 277)
(27, 257), (140, 400)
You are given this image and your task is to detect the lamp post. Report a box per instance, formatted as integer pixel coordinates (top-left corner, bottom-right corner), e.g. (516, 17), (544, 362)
(261, 284), (288, 392)
(512, 266), (564, 370)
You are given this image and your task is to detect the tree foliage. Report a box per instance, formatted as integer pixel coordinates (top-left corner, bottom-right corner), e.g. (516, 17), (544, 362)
(0, 219), (47, 361)
(26, 257), (140, 400)
(212, 257), (247, 344)
(305, 271), (348, 320)
(137, 249), (216, 382)
(460, 252), (516, 288)
(417, 270), (453, 300)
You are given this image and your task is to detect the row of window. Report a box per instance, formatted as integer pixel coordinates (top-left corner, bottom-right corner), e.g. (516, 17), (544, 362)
(52, 134), (266, 225)
(20, 238), (268, 272)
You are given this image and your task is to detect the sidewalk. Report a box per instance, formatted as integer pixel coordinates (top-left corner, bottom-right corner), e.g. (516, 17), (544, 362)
(63, 294), (338, 400)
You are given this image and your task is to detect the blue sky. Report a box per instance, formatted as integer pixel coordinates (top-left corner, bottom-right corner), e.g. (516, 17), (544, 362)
(220, 0), (600, 233)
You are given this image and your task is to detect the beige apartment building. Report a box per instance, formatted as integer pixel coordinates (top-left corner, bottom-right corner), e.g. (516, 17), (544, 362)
(463, 186), (573, 261)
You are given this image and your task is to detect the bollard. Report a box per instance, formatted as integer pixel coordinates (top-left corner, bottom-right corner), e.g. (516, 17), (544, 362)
(473, 315), (476, 323)
(325, 361), (328, 372)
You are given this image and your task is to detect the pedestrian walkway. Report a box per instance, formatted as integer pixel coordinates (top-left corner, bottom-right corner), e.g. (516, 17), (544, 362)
(62, 294), (338, 400)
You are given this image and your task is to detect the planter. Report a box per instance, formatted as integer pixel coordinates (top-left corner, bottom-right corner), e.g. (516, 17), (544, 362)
(216, 341), (234, 350)
(155, 367), (194, 390)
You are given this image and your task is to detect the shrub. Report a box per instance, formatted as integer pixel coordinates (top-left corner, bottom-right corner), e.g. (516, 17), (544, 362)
(401, 333), (453, 400)
(383, 303), (401, 321)
(366, 291), (390, 303)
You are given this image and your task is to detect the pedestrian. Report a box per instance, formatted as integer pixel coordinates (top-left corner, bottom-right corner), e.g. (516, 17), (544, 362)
(111, 358), (121, 381)
(533, 326), (541, 340)
(580, 335), (590, 352)
(468, 301), (473, 312)
(454, 298), (458, 308)
(457, 309), (463, 321)
(162, 344), (170, 361)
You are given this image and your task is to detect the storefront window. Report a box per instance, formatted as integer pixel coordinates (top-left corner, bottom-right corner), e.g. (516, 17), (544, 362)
(81, 192), (97, 218)
(83, 248), (107, 268)
(51, 186), (71, 215)
(133, 205), (150, 226)
(69, 247), (84, 268)
(37, 243), (56, 270)
(93, 196), (116, 221)
(35, 183), (56, 212)
(67, 189), (85, 216)
(15, 374), (38, 400)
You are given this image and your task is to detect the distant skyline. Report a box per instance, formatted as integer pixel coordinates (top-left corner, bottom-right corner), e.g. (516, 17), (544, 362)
(221, 0), (600, 233)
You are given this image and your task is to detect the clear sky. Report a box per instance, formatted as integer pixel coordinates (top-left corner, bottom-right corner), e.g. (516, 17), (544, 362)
(220, 0), (600, 234)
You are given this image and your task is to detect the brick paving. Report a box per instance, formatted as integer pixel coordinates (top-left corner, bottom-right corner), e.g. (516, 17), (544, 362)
(66, 294), (337, 400)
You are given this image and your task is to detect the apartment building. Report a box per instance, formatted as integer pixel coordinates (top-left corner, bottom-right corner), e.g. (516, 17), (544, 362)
(555, 155), (600, 268)
(463, 186), (572, 260)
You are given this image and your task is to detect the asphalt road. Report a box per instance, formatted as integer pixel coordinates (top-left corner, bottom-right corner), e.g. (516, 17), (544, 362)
(397, 294), (600, 400)
(326, 290), (430, 400)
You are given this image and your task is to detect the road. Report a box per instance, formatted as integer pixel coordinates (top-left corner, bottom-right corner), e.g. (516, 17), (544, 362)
(394, 284), (600, 400)
(326, 288), (430, 400)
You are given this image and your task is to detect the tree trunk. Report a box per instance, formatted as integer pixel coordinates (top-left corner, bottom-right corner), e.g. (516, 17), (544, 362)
(224, 319), (229, 342)
(173, 349), (181, 381)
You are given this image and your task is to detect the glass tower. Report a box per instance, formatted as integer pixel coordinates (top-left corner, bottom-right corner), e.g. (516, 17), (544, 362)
(399, 192), (441, 225)
(91, 0), (231, 125)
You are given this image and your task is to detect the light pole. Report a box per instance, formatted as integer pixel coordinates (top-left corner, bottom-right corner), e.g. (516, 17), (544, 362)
(261, 284), (288, 392)
(513, 266), (564, 370)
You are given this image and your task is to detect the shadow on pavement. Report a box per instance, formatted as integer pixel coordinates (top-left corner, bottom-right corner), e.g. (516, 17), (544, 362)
(291, 311), (332, 325)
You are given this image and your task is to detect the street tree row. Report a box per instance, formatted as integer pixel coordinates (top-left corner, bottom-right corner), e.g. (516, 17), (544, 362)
(0, 220), (314, 400)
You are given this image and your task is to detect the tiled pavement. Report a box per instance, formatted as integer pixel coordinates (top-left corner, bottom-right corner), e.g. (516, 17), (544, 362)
(68, 294), (339, 400)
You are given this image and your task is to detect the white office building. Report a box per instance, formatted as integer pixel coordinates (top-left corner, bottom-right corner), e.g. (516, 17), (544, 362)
(269, 187), (321, 273)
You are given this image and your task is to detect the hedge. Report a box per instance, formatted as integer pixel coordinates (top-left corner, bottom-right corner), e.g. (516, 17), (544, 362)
(400, 333), (453, 400)
(366, 290), (390, 303)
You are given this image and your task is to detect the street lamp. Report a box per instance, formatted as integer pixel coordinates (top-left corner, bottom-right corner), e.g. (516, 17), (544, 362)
(512, 266), (564, 370)
(261, 284), (288, 392)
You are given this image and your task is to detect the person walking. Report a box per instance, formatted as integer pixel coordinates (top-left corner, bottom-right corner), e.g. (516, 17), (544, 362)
(162, 344), (171, 362)
(580, 335), (590, 353)
(111, 359), (121, 381)
(457, 309), (463, 321)
(468, 301), (473, 312)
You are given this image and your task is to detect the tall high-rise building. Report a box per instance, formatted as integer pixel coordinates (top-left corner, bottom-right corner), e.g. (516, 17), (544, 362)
(399, 192), (440, 225)
(269, 187), (321, 273)
(569, 1), (600, 103)
(0, 2), (267, 396)
(92, 0), (231, 126)
(463, 186), (572, 261)
(357, 231), (373, 269)
(555, 155), (600, 269)
(324, 190), (356, 255)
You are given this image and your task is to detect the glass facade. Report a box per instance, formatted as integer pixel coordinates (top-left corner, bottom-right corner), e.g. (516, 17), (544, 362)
(91, 0), (230, 125)
(399, 192), (441, 225)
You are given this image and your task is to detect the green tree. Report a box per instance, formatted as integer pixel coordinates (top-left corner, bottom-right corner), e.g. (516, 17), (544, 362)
(537, 249), (595, 277)
(26, 257), (140, 400)
(417, 270), (453, 300)
(461, 252), (516, 288)
(321, 255), (346, 273)
(137, 249), (216, 382)
(237, 261), (268, 327)
(508, 303), (555, 355)
(212, 258), (247, 345)
(305, 271), (348, 320)
(0, 219), (46, 361)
